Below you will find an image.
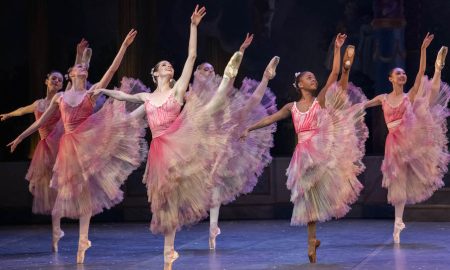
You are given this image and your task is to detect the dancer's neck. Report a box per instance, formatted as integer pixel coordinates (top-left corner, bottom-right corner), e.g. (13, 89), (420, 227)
(391, 84), (404, 95)
(299, 90), (315, 103)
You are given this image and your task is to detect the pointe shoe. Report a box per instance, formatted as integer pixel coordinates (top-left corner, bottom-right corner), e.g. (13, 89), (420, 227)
(52, 229), (65, 252)
(82, 48), (92, 68)
(393, 221), (406, 244)
(224, 52), (243, 79)
(163, 249), (179, 270)
(343, 45), (355, 72)
(308, 239), (321, 263)
(76, 239), (92, 264)
(263, 56), (280, 80)
(209, 226), (221, 250)
(436, 46), (448, 71)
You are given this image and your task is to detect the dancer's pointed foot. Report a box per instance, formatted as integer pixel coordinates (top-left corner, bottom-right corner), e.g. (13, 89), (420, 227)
(52, 229), (65, 253)
(263, 56), (280, 80)
(393, 221), (406, 244)
(209, 226), (221, 250)
(307, 239), (321, 263)
(82, 48), (92, 68)
(164, 249), (179, 270)
(76, 239), (91, 264)
(436, 46), (448, 71)
(224, 52), (243, 79)
(343, 45), (355, 72)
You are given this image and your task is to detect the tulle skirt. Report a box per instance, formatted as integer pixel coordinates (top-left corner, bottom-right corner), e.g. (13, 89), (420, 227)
(288, 83), (368, 225)
(25, 122), (63, 215)
(382, 77), (450, 205)
(51, 92), (148, 219)
(143, 92), (231, 234)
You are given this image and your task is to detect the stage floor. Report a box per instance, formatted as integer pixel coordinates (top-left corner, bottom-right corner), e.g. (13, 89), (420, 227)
(1, 220), (449, 270)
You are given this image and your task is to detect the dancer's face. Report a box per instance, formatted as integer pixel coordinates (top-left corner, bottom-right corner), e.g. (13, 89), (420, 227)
(389, 68), (407, 85)
(45, 72), (64, 92)
(154, 61), (174, 79)
(195, 63), (215, 82)
(297, 72), (318, 91)
(70, 64), (89, 80)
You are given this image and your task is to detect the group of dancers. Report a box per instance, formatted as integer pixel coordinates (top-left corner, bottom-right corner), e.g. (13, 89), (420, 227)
(2, 5), (449, 268)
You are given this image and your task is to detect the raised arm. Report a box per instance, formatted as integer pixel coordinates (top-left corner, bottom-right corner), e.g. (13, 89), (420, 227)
(7, 95), (60, 152)
(239, 33), (254, 54)
(94, 88), (147, 104)
(317, 33), (346, 106)
(364, 94), (384, 109)
(408, 33), (434, 102)
(173, 5), (206, 104)
(0, 102), (37, 121)
(92, 29), (137, 92)
(228, 33), (254, 87)
(242, 103), (292, 139)
(226, 33), (253, 88)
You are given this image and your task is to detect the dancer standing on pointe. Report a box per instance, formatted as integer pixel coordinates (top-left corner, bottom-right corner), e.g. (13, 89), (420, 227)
(0, 39), (90, 252)
(188, 35), (279, 249)
(364, 33), (449, 244)
(241, 34), (368, 263)
(8, 29), (147, 264)
(1, 71), (65, 251)
(93, 6), (214, 269)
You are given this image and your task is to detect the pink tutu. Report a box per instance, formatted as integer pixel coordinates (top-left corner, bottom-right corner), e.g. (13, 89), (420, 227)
(381, 77), (450, 205)
(51, 87), (147, 219)
(288, 83), (368, 225)
(25, 101), (62, 215)
(190, 76), (277, 206)
(134, 75), (238, 234)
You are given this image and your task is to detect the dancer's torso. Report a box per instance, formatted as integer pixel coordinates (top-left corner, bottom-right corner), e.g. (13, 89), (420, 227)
(59, 92), (94, 133)
(291, 99), (321, 143)
(144, 92), (182, 138)
(35, 99), (61, 139)
(381, 94), (409, 130)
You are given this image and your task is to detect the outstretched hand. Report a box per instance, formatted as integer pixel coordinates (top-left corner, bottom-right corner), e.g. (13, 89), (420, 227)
(7, 137), (22, 153)
(421, 32), (434, 50)
(87, 88), (102, 96)
(191, 5), (206, 26)
(122, 29), (138, 47)
(335, 33), (347, 49)
(239, 33), (254, 53)
(0, 114), (11, 121)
